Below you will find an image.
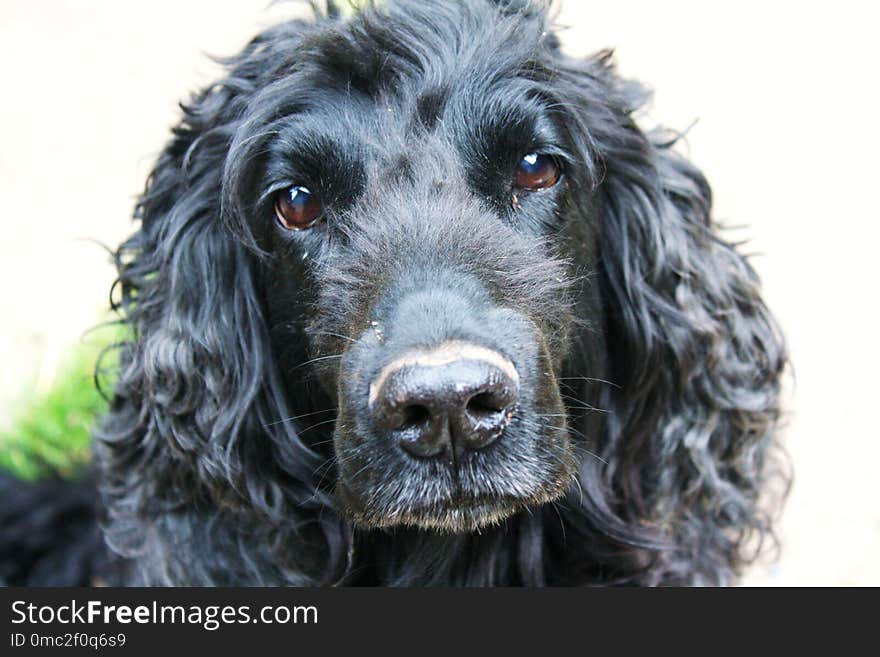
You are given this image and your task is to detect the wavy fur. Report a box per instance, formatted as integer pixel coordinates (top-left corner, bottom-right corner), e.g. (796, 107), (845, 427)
(91, 0), (789, 586)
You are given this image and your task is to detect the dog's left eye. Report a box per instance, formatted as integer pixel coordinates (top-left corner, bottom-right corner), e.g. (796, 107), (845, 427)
(274, 185), (324, 230)
(514, 153), (561, 191)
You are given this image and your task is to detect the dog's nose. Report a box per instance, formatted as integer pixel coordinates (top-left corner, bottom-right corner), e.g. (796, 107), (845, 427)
(369, 342), (519, 459)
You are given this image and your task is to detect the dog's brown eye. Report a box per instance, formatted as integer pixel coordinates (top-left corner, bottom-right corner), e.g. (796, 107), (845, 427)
(274, 185), (323, 230)
(514, 153), (560, 191)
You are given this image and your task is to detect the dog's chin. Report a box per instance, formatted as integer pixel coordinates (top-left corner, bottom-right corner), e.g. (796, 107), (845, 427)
(336, 479), (573, 534)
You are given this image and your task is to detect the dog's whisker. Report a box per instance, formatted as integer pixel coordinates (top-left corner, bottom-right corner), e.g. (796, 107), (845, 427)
(309, 330), (357, 344)
(297, 417), (339, 435)
(312, 440), (372, 488)
(559, 394), (611, 414)
(311, 456), (341, 495)
(292, 353), (344, 370)
(557, 376), (621, 389)
(573, 443), (608, 467)
(548, 501), (567, 545)
(263, 407), (338, 428)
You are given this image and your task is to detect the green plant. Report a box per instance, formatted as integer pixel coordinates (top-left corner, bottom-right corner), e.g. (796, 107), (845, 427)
(0, 324), (121, 480)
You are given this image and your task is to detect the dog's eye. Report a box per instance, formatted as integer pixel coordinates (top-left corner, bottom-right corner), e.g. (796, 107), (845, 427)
(514, 153), (560, 191)
(274, 185), (323, 230)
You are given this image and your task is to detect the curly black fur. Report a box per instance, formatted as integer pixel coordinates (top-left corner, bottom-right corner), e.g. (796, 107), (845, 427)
(0, 472), (123, 586)
(12, 0), (790, 586)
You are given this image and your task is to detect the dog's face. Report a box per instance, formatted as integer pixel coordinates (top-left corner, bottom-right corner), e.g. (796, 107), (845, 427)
(232, 2), (603, 532)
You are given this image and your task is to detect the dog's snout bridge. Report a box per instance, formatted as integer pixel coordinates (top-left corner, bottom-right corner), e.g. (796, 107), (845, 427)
(368, 340), (519, 407)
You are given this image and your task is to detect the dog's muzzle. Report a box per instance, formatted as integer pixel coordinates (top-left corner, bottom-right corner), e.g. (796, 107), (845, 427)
(328, 274), (572, 532)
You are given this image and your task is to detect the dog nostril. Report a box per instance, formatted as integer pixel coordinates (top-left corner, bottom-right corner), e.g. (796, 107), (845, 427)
(466, 391), (506, 417)
(399, 404), (431, 430)
(461, 387), (516, 452)
(394, 404), (447, 459)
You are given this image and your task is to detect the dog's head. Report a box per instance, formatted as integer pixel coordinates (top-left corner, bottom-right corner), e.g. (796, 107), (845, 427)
(223, 2), (605, 531)
(105, 0), (787, 583)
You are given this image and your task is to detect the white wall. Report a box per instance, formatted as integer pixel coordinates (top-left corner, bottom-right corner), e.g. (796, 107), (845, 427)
(0, 0), (876, 585)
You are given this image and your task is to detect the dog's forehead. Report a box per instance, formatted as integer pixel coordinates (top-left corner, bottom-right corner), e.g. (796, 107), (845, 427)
(275, 59), (557, 182)
(281, 4), (556, 144)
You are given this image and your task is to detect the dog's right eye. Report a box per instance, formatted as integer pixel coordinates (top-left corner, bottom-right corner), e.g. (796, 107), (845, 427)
(274, 185), (323, 230)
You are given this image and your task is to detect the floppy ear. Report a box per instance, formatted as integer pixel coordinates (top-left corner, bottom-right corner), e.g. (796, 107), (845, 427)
(97, 17), (351, 581)
(552, 52), (789, 584)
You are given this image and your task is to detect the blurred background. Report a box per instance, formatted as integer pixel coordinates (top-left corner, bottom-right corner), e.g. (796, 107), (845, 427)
(1, 0), (877, 585)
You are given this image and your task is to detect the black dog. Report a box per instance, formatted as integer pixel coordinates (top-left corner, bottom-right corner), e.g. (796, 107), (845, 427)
(1, 0), (789, 586)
